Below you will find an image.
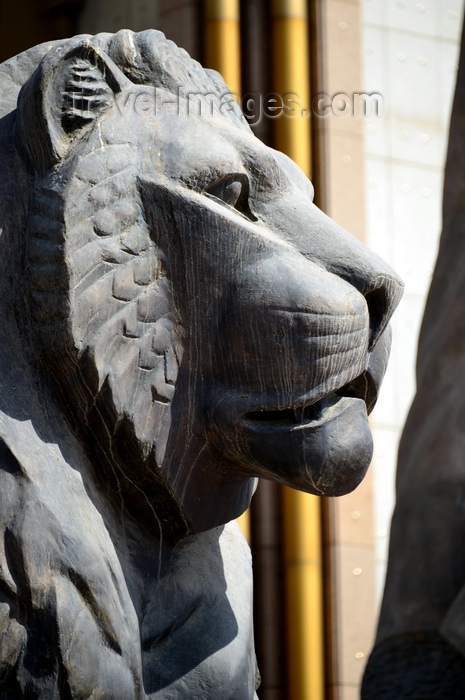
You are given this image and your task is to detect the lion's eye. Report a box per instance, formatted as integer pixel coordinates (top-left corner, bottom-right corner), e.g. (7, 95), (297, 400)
(205, 174), (257, 221)
(209, 178), (242, 207)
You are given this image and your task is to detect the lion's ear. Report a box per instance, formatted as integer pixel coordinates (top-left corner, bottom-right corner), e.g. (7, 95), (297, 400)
(16, 40), (129, 174)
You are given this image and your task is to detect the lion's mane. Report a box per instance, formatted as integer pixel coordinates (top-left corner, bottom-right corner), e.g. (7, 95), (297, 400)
(0, 31), (257, 699)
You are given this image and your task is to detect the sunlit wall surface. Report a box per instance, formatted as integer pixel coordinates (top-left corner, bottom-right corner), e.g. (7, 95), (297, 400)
(362, 0), (465, 600)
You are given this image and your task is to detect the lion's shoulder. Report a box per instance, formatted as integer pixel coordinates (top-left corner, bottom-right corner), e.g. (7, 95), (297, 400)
(0, 427), (144, 697)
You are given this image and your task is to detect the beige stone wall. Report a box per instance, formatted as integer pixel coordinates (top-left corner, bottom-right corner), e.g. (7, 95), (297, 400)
(315, 3), (378, 699)
(320, 1), (465, 698)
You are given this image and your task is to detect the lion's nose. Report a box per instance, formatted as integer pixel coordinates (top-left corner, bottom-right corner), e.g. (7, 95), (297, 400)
(359, 275), (401, 351)
(298, 206), (404, 352)
(323, 256), (403, 352)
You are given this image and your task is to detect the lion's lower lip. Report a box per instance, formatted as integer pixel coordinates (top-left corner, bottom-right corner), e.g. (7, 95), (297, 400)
(243, 394), (354, 432)
(243, 394), (341, 428)
(242, 372), (372, 432)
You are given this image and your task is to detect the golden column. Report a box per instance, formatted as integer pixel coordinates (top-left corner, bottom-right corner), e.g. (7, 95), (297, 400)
(204, 0), (241, 98)
(272, 2), (325, 699)
(272, 0), (311, 176)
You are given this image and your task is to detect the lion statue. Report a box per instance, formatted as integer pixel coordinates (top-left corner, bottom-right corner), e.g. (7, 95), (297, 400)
(0, 30), (402, 698)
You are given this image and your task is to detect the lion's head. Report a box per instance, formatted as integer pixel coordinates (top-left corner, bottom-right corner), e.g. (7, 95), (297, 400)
(6, 30), (402, 539)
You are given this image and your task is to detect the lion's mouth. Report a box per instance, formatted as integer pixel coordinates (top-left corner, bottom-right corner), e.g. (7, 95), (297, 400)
(242, 371), (372, 431)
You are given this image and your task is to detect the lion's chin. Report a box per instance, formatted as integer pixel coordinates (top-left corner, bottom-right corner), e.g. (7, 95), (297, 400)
(240, 396), (373, 496)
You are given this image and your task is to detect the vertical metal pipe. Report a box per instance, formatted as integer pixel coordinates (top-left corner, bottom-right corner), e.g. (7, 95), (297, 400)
(321, 497), (338, 700)
(271, 1), (325, 698)
(309, 4), (335, 694)
(239, 0), (273, 146)
(271, 0), (311, 177)
(282, 488), (325, 700)
(251, 480), (286, 700)
(308, 0), (328, 213)
(204, 0), (241, 97)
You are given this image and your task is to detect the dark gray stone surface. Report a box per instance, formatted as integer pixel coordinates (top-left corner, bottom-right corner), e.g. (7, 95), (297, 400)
(362, 22), (465, 700)
(0, 30), (402, 698)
